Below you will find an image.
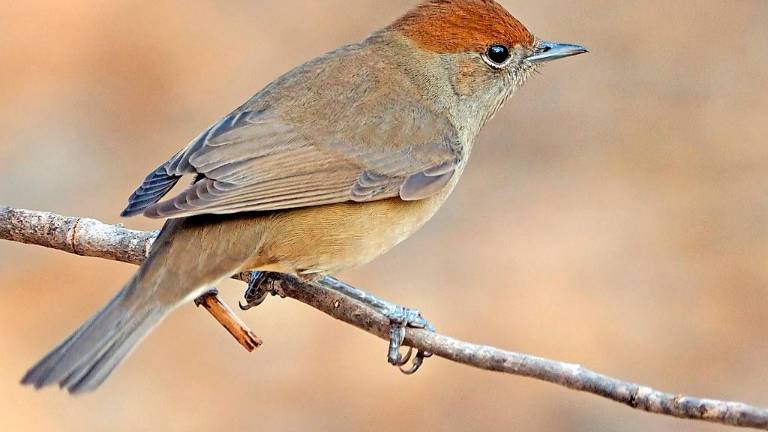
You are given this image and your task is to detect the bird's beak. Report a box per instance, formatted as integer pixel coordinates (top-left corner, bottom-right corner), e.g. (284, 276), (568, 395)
(527, 41), (588, 63)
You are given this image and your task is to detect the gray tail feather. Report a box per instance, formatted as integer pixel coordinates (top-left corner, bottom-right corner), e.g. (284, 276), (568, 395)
(21, 279), (168, 394)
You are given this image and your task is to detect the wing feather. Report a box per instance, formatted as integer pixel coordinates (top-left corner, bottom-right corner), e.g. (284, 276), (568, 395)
(122, 46), (462, 219)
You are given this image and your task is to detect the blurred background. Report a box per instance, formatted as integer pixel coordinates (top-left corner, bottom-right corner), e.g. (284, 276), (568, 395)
(2, 1), (767, 431)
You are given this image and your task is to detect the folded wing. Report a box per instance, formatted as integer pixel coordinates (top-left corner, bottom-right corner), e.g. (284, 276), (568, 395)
(122, 88), (461, 219)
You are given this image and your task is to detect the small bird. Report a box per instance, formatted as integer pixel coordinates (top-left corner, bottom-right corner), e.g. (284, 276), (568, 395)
(22, 0), (586, 393)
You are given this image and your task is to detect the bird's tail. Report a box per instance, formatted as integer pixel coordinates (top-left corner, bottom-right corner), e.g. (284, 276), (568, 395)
(21, 215), (255, 394)
(20, 273), (172, 394)
(21, 218), (188, 395)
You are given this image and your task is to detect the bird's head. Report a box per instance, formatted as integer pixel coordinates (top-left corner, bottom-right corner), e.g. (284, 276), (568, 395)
(387, 0), (587, 127)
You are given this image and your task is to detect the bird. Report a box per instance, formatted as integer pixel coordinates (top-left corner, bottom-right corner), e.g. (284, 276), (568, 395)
(22, 0), (587, 394)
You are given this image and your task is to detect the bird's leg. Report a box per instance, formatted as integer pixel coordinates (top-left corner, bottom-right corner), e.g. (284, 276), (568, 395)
(238, 272), (434, 373)
(317, 276), (434, 374)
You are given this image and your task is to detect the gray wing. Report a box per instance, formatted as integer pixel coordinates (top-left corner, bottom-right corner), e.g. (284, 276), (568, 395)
(122, 104), (461, 219)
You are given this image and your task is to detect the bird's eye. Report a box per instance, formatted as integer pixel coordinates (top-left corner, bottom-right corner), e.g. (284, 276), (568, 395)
(483, 44), (511, 68)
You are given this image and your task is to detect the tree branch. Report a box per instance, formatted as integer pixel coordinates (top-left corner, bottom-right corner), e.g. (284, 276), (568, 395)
(2, 205), (767, 430)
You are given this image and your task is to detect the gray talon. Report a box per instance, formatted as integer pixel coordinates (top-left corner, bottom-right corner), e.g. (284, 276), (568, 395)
(400, 350), (432, 375)
(395, 346), (414, 367)
(239, 272), (270, 311)
(383, 306), (435, 373)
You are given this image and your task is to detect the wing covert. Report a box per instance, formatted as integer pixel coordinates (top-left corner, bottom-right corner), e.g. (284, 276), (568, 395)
(122, 58), (462, 219)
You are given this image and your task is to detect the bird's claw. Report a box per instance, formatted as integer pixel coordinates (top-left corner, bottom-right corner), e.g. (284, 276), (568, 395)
(385, 306), (435, 375)
(401, 349), (432, 375)
(239, 272), (273, 311)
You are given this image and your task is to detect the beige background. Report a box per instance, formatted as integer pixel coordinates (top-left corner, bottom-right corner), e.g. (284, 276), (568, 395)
(2, 1), (768, 431)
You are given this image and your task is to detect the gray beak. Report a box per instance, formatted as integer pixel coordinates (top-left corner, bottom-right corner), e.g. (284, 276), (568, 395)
(527, 41), (588, 63)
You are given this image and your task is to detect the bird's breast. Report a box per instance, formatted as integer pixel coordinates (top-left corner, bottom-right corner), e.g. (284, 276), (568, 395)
(251, 188), (454, 275)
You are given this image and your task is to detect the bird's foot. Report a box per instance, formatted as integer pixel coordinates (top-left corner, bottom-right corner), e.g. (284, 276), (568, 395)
(384, 305), (435, 375)
(239, 272), (283, 310)
(316, 276), (436, 374)
(240, 273), (435, 374)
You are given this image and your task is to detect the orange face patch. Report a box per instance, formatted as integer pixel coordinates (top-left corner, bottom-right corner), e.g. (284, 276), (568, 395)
(390, 0), (535, 54)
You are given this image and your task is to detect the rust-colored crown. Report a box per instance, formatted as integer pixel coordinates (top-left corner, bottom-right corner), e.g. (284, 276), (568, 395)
(390, 0), (534, 53)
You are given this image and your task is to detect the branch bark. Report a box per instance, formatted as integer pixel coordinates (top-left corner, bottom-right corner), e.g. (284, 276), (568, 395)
(2, 205), (767, 430)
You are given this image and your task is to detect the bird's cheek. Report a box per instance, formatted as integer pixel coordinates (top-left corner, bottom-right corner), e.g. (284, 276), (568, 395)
(453, 59), (492, 97)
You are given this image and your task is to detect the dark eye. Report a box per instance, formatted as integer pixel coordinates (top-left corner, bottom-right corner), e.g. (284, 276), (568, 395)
(484, 44), (511, 67)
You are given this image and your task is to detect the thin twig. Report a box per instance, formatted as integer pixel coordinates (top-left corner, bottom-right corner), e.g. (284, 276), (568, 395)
(2, 205), (767, 431)
(195, 290), (263, 352)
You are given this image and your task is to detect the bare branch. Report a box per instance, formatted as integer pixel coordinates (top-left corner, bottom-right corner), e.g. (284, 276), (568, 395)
(0, 206), (260, 349)
(2, 205), (767, 430)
